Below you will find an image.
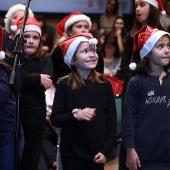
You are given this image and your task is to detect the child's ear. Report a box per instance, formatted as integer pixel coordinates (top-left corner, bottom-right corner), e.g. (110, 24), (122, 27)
(71, 59), (75, 65)
(67, 30), (72, 37)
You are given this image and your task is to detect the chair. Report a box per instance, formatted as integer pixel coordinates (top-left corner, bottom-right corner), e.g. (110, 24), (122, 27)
(115, 97), (122, 147)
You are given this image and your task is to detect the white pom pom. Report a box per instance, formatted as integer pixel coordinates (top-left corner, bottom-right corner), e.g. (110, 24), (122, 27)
(129, 62), (137, 70)
(0, 51), (5, 60)
(89, 38), (98, 45)
(10, 25), (17, 32)
(161, 10), (166, 15)
(59, 36), (67, 43)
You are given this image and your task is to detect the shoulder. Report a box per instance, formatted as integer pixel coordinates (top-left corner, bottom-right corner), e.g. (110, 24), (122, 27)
(127, 74), (147, 90)
(0, 63), (10, 76)
(51, 45), (62, 58)
(129, 74), (144, 83)
(57, 77), (69, 86)
(41, 56), (52, 63)
(102, 77), (114, 89)
(100, 15), (105, 19)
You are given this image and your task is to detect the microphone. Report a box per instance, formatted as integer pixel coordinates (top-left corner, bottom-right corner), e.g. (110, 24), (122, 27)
(25, 0), (32, 7)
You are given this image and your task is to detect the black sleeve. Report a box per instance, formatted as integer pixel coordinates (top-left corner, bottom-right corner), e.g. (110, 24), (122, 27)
(120, 33), (134, 84)
(51, 46), (71, 86)
(22, 57), (53, 90)
(100, 80), (117, 158)
(50, 81), (77, 127)
(0, 65), (10, 107)
(96, 48), (104, 74)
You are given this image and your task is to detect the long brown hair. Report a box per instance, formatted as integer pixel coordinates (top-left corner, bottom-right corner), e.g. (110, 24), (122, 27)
(62, 68), (104, 90)
(131, 4), (164, 37)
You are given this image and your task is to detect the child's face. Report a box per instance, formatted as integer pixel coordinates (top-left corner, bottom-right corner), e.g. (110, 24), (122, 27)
(71, 42), (98, 72)
(104, 42), (116, 57)
(135, 0), (150, 26)
(23, 31), (40, 57)
(149, 36), (170, 68)
(91, 22), (99, 32)
(10, 10), (25, 32)
(114, 18), (124, 31)
(107, 0), (116, 11)
(68, 21), (90, 36)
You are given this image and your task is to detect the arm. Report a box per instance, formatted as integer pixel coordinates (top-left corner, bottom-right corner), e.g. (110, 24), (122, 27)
(50, 80), (77, 127)
(116, 29), (124, 54)
(99, 80), (117, 158)
(51, 80), (97, 127)
(123, 77), (141, 169)
(96, 48), (104, 74)
(120, 33), (134, 83)
(51, 46), (71, 86)
(126, 148), (141, 170)
(0, 65), (10, 107)
(23, 57), (53, 90)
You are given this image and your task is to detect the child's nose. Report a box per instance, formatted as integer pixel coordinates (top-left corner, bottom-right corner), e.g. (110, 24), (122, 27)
(89, 52), (95, 57)
(28, 38), (33, 43)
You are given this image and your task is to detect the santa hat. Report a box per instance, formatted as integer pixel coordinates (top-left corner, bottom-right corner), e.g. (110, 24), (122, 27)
(0, 26), (5, 60)
(129, 25), (169, 70)
(4, 4), (34, 34)
(57, 11), (92, 43)
(10, 16), (41, 37)
(60, 33), (98, 68)
(135, 0), (166, 15)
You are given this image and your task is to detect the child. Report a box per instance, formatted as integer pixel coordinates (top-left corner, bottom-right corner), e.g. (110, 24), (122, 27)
(52, 11), (104, 170)
(10, 16), (53, 170)
(120, 1), (166, 169)
(123, 25), (170, 170)
(0, 26), (15, 170)
(3, 4), (34, 53)
(50, 33), (117, 170)
(51, 11), (104, 86)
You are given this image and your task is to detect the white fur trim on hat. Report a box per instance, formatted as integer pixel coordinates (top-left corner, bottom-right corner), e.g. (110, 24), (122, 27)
(129, 62), (137, 70)
(64, 37), (97, 68)
(140, 30), (170, 59)
(64, 14), (92, 32)
(135, 0), (158, 9)
(15, 25), (41, 36)
(0, 51), (5, 60)
(10, 25), (17, 32)
(4, 4), (34, 34)
(161, 10), (166, 15)
(59, 36), (67, 43)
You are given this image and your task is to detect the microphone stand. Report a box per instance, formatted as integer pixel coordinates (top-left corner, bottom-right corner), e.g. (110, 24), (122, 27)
(9, 0), (32, 169)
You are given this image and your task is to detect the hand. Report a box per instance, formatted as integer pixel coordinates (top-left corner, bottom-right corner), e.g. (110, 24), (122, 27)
(42, 46), (49, 53)
(76, 108), (96, 121)
(40, 74), (52, 89)
(126, 148), (141, 170)
(116, 29), (122, 37)
(94, 152), (107, 163)
(46, 115), (50, 120)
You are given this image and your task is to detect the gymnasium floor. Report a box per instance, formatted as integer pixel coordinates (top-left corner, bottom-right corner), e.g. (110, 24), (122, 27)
(104, 144), (120, 170)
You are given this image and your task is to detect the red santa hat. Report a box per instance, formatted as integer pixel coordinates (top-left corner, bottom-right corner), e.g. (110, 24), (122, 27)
(57, 11), (92, 43)
(129, 25), (170, 70)
(10, 16), (41, 37)
(60, 33), (98, 68)
(135, 0), (166, 15)
(0, 26), (5, 60)
(4, 4), (34, 34)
